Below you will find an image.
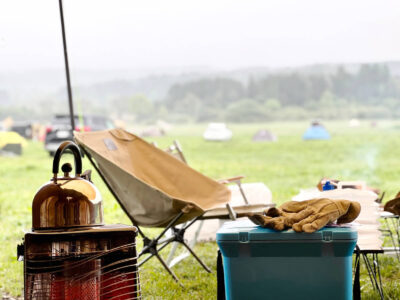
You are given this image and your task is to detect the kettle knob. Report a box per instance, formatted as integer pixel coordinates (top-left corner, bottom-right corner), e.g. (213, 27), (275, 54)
(52, 141), (82, 183)
(61, 163), (73, 176)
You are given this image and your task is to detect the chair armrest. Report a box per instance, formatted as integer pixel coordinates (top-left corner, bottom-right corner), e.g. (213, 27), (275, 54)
(218, 175), (245, 184)
(226, 203), (237, 220)
(218, 175), (250, 205)
(201, 203), (275, 220)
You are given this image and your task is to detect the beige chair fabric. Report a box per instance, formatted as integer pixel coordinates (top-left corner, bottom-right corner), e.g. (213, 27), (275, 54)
(74, 129), (231, 227)
(162, 140), (274, 242)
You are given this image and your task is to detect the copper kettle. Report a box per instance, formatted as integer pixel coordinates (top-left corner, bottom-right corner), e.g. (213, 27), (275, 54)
(32, 141), (103, 230)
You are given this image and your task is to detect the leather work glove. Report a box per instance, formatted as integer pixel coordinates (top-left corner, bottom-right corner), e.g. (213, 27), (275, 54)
(384, 192), (400, 215)
(248, 198), (361, 233)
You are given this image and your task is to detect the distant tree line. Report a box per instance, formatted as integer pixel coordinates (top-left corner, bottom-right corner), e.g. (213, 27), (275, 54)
(154, 64), (400, 123)
(3, 63), (400, 124)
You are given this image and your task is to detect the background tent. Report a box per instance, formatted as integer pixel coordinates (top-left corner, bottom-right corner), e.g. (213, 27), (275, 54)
(252, 130), (277, 142)
(0, 131), (27, 149)
(303, 122), (330, 140)
(0, 131), (27, 156)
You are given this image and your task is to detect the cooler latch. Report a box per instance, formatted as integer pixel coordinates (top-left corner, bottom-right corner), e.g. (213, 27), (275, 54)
(322, 231), (333, 242)
(239, 232), (249, 243)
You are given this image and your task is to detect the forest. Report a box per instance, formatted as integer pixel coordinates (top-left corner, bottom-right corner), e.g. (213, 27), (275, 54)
(156, 64), (400, 122)
(2, 63), (400, 123)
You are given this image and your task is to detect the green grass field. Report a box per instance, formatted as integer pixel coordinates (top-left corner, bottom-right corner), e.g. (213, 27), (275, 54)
(1, 121), (399, 299)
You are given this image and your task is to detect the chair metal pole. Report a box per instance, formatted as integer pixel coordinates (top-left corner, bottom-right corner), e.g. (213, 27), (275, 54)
(362, 253), (384, 299)
(181, 240), (211, 273)
(58, 0), (75, 131)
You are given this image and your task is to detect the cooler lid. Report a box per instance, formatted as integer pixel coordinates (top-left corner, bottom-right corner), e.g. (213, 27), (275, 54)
(216, 219), (357, 242)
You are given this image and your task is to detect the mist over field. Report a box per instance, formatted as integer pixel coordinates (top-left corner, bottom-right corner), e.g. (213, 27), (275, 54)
(2, 61), (400, 124)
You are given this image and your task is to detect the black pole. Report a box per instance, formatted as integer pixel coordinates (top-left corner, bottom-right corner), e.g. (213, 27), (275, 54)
(58, 0), (75, 131)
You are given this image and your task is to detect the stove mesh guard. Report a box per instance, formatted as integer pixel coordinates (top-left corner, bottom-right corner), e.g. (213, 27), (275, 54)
(24, 231), (140, 300)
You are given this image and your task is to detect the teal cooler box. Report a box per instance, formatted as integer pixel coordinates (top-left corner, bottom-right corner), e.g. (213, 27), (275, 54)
(217, 220), (357, 300)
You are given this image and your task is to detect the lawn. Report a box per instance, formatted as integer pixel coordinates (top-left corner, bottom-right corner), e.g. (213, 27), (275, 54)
(0, 121), (399, 299)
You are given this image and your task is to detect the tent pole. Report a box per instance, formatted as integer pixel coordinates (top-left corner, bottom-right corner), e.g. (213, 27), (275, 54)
(58, 0), (75, 131)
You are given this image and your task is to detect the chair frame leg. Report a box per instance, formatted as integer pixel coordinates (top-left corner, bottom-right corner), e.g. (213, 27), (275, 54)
(353, 250), (361, 300)
(181, 240), (211, 272)
(165, 216), (211, 272)
(374, 254), (384, 299)
(166, 241), (181, 266)
(383, 217), (400, 260)
(155, 252), (183, 287)
(362, 253), (384, 300)
(397, 217), (400, 260)
(137, 213), (211, 283)
(166, 217), (205, 267)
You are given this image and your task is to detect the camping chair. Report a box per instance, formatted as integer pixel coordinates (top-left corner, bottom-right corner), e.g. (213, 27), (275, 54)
(164, 139), (261, 209)
(163, 139), (274, 267)
(165, 140), (187, 164)
(379, 193), (400, 261)
(74, 129), (273, 283)
(380, 211), (400, 260)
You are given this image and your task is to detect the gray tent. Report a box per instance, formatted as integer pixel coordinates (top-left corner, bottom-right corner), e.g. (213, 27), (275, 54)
(252, 130), (277, 142)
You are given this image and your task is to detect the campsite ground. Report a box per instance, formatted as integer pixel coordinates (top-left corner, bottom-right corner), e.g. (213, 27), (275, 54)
(1, 121), (399, 299)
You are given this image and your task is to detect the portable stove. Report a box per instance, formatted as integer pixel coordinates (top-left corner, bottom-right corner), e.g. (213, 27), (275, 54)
(18, 141), (140, 300)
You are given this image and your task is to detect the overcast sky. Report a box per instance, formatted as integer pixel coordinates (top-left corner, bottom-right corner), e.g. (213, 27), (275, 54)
(1, 0), (400, 72)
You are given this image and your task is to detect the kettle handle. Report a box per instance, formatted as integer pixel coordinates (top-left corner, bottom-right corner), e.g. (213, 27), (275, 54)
(52, 141), (82, 179)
